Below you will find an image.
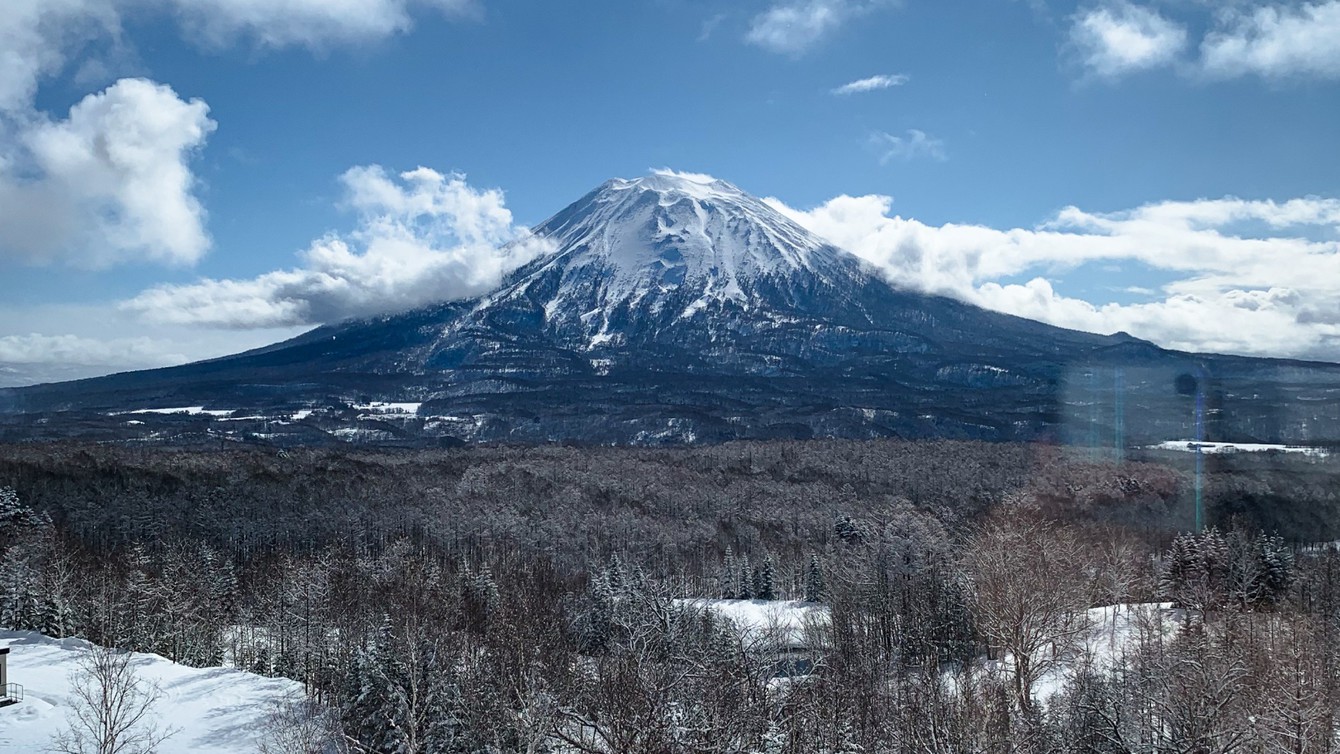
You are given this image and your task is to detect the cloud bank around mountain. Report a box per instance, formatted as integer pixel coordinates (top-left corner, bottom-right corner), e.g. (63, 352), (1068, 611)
(766, 192), (1340, 360)
(123, 166), (554, 328)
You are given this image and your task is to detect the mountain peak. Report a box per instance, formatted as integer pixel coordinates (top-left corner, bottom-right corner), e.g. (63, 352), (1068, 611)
(532, 169), (833, 273)
(604, 170), (745, 201)
(495, 170), (865, 347)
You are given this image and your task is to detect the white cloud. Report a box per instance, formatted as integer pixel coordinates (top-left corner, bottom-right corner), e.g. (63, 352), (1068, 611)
(0, 0), (476, 118)
(0, 78), (215, 267)
(832, 73), (909, 95)
(651, 167), (721, 185)
(170, 0), (479, 50)
(0, 0), (122, 115)
(698, 12), (727, 42)
(0, 333), (184, 368)
(0, 0), (478, 269)
(869, 129), (946, 163)
(745, 0), (894, 55)
(0, 302), (305, 386)
(1201, 1), (1340, 80)
(1069, 1), (1187, 79)
(765, 193), (1340, 360)
(123, 166), (554, 328)
(0, 333), (189, 387)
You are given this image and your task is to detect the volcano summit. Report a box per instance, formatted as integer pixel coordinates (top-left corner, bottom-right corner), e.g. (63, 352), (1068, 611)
(4, 172), (1339, 446)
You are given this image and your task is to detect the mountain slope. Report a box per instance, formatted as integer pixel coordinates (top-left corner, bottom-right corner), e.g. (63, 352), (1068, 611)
(4, 172), (1340, 446)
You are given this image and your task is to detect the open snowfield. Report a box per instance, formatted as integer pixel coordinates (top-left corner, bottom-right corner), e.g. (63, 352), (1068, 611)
(0, 631), (303, 754)
(1149, 440), (1329, 457)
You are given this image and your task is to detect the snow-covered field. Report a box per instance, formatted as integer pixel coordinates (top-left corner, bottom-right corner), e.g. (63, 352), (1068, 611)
(1149, 440), (1329, 457)
(113, 406), (235, 417)
(0, 631), (303, 754)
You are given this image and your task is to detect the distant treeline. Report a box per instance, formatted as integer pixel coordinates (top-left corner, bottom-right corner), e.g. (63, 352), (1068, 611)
(0, 440), (1337, 564)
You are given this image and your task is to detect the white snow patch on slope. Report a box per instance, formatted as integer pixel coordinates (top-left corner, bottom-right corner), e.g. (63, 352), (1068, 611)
(0, 631), (303, 754)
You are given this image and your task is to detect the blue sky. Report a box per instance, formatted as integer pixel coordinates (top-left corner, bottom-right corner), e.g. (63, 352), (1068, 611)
(1, 0), (1339, 385)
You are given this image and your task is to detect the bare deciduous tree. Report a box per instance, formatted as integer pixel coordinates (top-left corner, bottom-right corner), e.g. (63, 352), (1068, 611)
(50, 645), (176, 754)
(961, 515), (1092, 718)
(256, 694), (351, 754)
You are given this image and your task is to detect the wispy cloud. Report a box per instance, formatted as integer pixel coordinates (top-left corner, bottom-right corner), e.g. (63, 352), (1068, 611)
(1068, 1), (1187, 79)
(745, 0), (894, 56)
(698, 12), (727, 42)
(832, 73), (909, 95)
(746, 0), (847, 55)
(869, 129), (947, 163)
(0, 0), (478, 116)
(171, 0), (479, 49)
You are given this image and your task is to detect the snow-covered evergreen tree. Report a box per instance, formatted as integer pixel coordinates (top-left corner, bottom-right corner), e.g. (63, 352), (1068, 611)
(755, 555), (776, 600)
(737, 554), (753, 600)
(1257, 533), (1295, 604)
(0, 546), (40, 630)
(722, 547), (737, 599)
(0, 487), (34, 535)
(832, 721), (864, 753)
(805, 554), (826, 603)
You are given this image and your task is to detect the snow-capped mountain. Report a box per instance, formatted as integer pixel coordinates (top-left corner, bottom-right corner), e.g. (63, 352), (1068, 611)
(4, 172), (1340, 446)
(504, 171), (864, 346)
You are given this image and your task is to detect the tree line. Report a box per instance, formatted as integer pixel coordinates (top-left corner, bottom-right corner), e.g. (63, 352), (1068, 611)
(2, 441), (1339, 752)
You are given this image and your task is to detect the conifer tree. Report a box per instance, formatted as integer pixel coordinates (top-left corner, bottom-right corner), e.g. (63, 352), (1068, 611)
(738, 555), (753, 600)
(722, 547), (737, 599)
(1258, 533), (1295, 604)
(805, 554), (826, 603)
(756, 555), (776, 601)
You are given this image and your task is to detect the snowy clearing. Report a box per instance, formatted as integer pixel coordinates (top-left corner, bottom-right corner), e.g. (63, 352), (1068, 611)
(677, 599), (829, 649)
(0, 631), (303, 754)
(1033, 602), (1179, 701)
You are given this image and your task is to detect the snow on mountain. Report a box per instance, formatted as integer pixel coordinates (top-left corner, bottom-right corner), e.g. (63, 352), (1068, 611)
(473, 169), (873, 349)
(0, 631), (304, 754)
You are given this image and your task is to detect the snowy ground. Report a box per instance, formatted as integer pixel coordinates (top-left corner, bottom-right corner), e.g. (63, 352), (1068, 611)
(0, 631), (304, 754)
(677, 599), (829, 649)
(1149, 440), (1329, 457)
(1032, 603), (1180, 701)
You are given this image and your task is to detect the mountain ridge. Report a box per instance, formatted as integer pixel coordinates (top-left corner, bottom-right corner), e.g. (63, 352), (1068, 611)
(3, 171), (1339, 447)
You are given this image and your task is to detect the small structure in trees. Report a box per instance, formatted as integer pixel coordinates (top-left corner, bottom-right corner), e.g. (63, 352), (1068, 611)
(0, 642), (22, 707)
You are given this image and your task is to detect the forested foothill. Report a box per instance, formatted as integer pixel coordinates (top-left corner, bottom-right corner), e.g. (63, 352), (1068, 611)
(3, 439), (1340, 752)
